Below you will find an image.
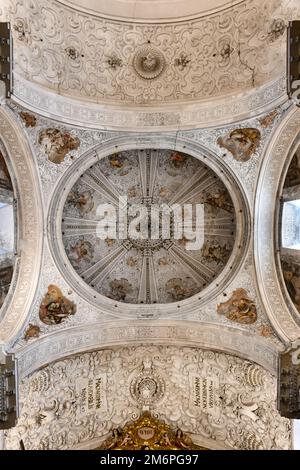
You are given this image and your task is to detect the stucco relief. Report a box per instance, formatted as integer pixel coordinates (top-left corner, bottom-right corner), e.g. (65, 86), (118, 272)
(4, 346), (291, 450)
(0, 0), (289, 107)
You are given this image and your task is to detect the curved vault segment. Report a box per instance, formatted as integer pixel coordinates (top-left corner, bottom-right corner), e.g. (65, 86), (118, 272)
(0, 105), (43, 348)
(254, 106), (300, 343)
(13, 320), (281, 378)
(61, 148), (237, 305)
(0, 0), (293, 130)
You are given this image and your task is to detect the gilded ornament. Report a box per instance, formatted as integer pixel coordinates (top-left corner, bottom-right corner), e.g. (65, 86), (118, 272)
(98, 412), (207, 450)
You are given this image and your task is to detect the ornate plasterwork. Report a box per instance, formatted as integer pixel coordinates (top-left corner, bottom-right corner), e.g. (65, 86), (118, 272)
(133, 45), (166, 80)
(0, 0), (291, 128)
(11, 62), (287, 132)
(254, 106), (300, 343)
(0, 106), (43, 346)
(5, 346), (291, 450)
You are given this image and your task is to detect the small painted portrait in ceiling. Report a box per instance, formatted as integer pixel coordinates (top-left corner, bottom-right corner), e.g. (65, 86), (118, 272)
(170, 152), (187, 168)
(69, 238), (94, 264)
(108, 278), (133, 302)
(217, 128), (261, 162)
(24, 324), (41, 341)
(205, 190), (234, 213)
(217, 288), (257, 324)
(165, 277), (197, 302)
(39, 285), (76, 325)
(38, 128), (80, 164)
(67, 190), (94, 215)
(107, 153), (132, 176)
(19, 111), (37, 128)
(201, 240), (230, 264)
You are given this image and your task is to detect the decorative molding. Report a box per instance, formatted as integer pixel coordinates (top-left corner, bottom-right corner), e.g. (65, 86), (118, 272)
(0, 105), (43, 346)
(254, 106), (300, 343)
(13, 321), (282, 379)
(11, 74), (287, 131)
(0, 101), (283, 354)
(4, 0), (287, 110)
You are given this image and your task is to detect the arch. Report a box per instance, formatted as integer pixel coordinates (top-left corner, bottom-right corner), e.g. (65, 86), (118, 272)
(254, 105), (300, 343)
(14, 320), (281, 378)
(0, 105), (43, 348)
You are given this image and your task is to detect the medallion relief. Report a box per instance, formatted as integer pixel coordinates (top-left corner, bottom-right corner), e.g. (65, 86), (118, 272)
(130, 358), (166, 407)
(133, 45), (166, 80)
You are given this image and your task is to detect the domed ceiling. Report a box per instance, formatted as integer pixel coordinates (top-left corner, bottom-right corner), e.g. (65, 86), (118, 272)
(62, 149), (236, 304)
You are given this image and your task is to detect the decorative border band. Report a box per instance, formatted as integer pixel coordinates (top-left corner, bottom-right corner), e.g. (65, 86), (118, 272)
(12, 74), (287, 132)
(0, 105), (43, 346)
(254, 106), (300, 343)
(14, 321), (281, 378)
